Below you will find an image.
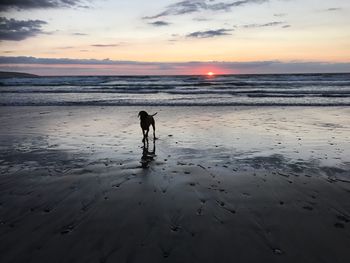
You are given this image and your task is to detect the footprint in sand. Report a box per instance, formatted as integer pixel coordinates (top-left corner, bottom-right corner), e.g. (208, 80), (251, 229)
(217, 200), (225, 207)
(61, 225), (74, 235)
(336, 215), (350, 223)
(302, 206), (313, 211)
(170, 225), (180, 232)
(273, 248), (284, 255)
(197, 207), (203, 216)
(334, 222), (345, 229)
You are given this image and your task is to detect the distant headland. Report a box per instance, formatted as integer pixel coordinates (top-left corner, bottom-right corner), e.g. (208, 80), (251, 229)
(0, 71), (39, 78)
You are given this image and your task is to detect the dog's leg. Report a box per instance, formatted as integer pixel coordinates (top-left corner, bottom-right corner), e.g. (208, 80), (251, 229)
(145, 129), (149, 143)
(142, 129), (146, 143)
(152, 123), (156, 140)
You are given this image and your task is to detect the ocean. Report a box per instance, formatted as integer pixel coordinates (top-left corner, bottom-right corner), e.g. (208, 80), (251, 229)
(1, 73), (350, 106)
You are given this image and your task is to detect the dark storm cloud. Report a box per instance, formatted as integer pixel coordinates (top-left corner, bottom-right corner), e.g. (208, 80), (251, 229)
(143, 0), (269, 19)
(0, 17), (47, 41)
(149, 21), (171, 26)
(186, 28), (232, 38)
(242, 21), (285, 28)
(0, 0), (88, 11)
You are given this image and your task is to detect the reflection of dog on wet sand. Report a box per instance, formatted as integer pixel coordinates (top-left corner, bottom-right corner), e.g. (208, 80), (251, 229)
(138, 111), (157, 142)
(141, 140), (156, 169)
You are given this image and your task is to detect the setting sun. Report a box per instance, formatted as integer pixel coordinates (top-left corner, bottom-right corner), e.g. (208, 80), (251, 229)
(207, 72), (214, 76)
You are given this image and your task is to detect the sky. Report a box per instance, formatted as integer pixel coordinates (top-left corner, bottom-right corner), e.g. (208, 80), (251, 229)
(0, 0), (350, 75)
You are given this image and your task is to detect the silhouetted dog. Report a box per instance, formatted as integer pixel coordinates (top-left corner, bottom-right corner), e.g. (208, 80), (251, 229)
(138, 111), (157, 142)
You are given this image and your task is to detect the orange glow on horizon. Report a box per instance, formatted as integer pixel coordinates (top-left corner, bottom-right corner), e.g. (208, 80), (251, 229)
(190, 66), (232, 75)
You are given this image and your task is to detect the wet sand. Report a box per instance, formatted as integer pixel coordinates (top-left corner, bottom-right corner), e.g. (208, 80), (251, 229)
(0, 106), (350, 263)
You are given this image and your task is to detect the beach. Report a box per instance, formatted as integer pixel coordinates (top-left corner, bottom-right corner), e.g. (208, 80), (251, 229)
(0, 106), (349, 263)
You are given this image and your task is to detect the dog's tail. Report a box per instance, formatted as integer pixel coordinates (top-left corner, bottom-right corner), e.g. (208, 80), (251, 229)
(152, 112), (158, 116)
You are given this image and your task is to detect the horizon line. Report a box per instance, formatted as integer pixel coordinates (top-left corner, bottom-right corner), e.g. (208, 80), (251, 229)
(1, 56), (350, 76)
(1, 70), (350, 78)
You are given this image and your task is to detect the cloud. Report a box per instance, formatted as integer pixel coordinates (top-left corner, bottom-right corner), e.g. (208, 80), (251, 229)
(143, 0), (269, 19)
(0, 56), (147, 65)
(0, 0), (89, 11)
(193, 17), (211, 21)
(242, 21), (285, 28)
(72, 32), (88, 36)
(186, 28), (232, 38)
(91, 44), (120, 47)
(1, 56), (350, 75)
(57, 46), (74, 49)
(326, 8), (342, 12)
(149, 21), (171, 26)
(274, 13), (287, 17)
(0, 17), (47, 41)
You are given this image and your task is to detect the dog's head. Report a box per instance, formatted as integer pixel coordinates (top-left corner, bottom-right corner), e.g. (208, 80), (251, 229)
(138, 111), (148, 119)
